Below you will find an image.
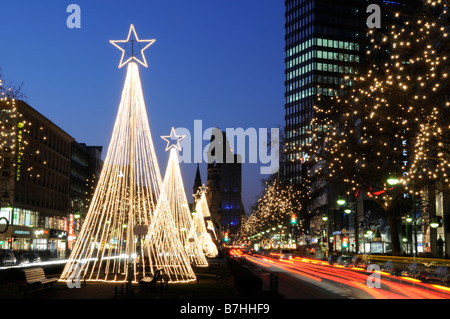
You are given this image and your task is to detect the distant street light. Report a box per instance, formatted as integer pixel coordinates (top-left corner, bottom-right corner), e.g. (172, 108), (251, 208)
(387, 173), (400, 186)
(430, 220), (440, 228)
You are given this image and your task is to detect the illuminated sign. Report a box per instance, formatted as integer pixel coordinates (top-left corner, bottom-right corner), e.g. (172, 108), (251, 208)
(35, 229), (49, 236)
(16, 122), (24, 181)
(14, 230), (31, 235)
(68, 214), (75, 242)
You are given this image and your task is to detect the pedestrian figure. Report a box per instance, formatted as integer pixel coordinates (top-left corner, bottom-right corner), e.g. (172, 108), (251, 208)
(437, 236), (444, 259)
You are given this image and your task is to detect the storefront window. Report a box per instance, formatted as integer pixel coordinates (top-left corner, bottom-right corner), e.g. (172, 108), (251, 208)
(35, 239), (48, 251)
(11, 208), (38, 227)
(0, 207), (12, 222)
(45, 216), (67, 230)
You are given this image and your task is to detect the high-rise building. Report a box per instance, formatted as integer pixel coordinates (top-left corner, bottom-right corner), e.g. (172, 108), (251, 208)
(68, 142), (102, 249)
(284, 0), (419, 183)
(284, 0), (366, 186)
(205, 129), (245, 239)
(283, 0), (418, 253)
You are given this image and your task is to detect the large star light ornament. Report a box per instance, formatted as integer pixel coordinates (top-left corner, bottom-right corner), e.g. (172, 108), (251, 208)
(161, 127), (186, 151)
(110, 24), (156, 68)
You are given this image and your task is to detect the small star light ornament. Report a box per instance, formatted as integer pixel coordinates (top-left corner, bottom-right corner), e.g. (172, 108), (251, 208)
(200, 184), (209, 194)
(161, 127), (185, 151)
(110, 24), (156, 68)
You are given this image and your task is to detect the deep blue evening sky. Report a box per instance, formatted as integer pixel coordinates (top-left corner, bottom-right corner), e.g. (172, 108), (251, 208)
(0, 1), (285, 214)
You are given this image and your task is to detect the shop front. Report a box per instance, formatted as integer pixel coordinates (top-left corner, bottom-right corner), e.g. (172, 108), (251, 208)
(365, 240), (391, 254)
(34, 228), (50, 251)
(49, 229), (68, 258)
(5, 225), (34, 250)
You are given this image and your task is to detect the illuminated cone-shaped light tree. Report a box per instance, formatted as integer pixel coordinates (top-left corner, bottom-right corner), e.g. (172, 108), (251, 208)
(60, 25), (163, 282)
(144, 192), (197, 282)
(194, 188), (218, 257)
(144, 127), (196, 282)
(158, 128), (208, 267)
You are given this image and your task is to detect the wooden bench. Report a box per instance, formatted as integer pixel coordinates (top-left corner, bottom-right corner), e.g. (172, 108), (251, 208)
(139, 269), (163, 292)
(23, 267), (58, 296)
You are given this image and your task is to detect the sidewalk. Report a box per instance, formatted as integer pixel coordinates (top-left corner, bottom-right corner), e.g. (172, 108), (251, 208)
(47, 260), (237, 299)
(48, 281), (118, 299)
(3, 258), (283, 300)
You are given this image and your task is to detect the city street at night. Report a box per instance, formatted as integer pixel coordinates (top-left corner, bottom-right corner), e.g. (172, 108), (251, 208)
(0, 0), (449, 314)
(240, 252), (450, 299)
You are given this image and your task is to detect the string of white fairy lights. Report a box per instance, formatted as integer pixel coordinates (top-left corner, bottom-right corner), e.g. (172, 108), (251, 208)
(60, 25), (215, 284)
(60, 61), (163, 282)
(194, 191), (219, 258)
(157, 129), (208, 269)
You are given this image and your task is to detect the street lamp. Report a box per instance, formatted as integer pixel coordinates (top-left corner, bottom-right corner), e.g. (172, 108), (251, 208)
(278, 224), (283, 248)
(430, 219), (440, 229)
(404, 217), (411, 255)
(322, 213), (330, 257)
(336, 198), (345, 253)
(387, 177), (400, 186)
(387, 173), (400, 186)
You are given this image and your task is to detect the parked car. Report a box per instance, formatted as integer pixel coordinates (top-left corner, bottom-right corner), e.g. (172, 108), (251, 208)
(441, 275), (450, 286)
(351, 255), (369, 269)
(381, 260), (399, 276)
(327, 254), (341, 265)
(400, 263), (428, 282)
(336, 255), (354, 267)
(19, 253), (41, 265)
(425, 266), (449, 285)
(0, 249), (17, 266)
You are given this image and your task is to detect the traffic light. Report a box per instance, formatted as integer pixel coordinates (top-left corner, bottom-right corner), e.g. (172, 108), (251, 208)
(291, 214), (297, 224)
(224, 232), (229, 242)
(342, 237), (348, 248)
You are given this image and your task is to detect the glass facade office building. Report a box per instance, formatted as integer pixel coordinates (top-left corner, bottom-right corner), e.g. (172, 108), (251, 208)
(284, 0), (366, 185)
